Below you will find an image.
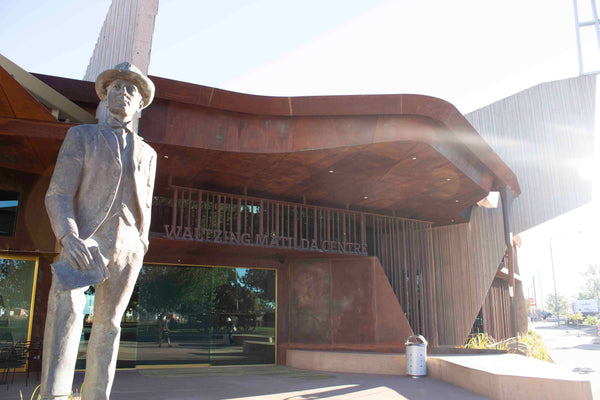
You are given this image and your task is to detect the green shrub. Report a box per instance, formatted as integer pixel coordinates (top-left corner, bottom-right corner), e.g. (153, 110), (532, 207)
(517, 330), (552, 362)
(566, 312), (584, 323)
(584, 315), (598, 326)
(465, 331), (552, 362)
(465, 332), (508, 351)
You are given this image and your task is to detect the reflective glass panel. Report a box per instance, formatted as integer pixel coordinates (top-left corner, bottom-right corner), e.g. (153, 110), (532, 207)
(77, 265), (276, 368)
(0, 256), (37, 346)
(135, 264), (213, 366)
(0, 191), (19, 237)
(211, 267), (276, 366)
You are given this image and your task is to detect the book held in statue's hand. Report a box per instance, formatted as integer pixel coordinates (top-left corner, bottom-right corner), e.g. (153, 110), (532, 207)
(51, 239), (110, 291)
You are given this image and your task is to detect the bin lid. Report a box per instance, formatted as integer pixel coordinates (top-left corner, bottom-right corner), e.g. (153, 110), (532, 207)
(405, 334), (428, 346)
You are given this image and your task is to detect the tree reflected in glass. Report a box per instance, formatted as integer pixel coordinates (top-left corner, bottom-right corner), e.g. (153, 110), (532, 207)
(0, 257), (36, 345)
(78, 264), (276, 367)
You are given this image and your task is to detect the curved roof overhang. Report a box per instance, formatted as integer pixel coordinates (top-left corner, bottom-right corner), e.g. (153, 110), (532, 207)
(2, 69), (520, 225)
(142, 76), (520, 224)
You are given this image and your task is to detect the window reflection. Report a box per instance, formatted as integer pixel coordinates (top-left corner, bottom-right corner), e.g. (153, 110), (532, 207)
(77, 265), (276, 368)
(0, 256), (37, 346)
(0, 190), (19, 237)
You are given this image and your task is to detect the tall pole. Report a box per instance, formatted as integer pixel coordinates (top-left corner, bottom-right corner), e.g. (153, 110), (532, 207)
(549, 241), (560, 327)
(532, 275), (537, 312)
(538, 269), (544, 312)
(548, 231), (583, 327)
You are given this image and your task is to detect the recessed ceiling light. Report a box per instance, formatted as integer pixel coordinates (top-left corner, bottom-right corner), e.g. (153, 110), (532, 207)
(363, 196), (368, 199)
(451, 219), (455, 223)
(455, 200), (459, 202)
(163, 155), (169, 159)
(329, 170), (335, 173)
(412, 157), (417, 160)
(446, 178), (451, 181)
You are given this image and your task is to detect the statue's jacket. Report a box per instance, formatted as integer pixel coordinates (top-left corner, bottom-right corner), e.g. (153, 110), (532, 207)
(46, 124), (157, 254)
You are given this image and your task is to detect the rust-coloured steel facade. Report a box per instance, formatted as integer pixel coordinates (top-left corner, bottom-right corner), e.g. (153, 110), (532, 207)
(0, 65), (525, 360)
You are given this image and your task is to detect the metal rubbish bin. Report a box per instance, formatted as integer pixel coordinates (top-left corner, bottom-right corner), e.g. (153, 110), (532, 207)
(405, 335), (428, 377)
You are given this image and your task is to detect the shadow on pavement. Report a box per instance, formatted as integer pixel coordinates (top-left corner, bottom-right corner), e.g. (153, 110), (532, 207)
(572, 367), (597, 374)
(574, 344), (600, 351)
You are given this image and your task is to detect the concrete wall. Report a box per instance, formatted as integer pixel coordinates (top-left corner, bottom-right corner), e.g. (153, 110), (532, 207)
(84, 0), (159, 81)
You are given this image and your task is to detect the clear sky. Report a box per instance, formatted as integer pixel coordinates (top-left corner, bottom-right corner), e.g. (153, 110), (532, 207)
(1, 0), (598, 303)
(0, 0), (587, 113)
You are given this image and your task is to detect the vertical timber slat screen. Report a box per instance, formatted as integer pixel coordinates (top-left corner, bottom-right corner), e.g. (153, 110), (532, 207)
(155, 187), (437, 344)
(482, 278), (513, 341)
(467, 75), (596, 234)
(432, 205), (506, 346)
(369, 216), (437, 344)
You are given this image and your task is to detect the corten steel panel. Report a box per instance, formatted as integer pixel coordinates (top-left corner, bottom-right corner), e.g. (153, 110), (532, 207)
(291, 94), (405, 116)
(139, 98), (168, 143)
(292, 116), (378, 151)
(30, 71), (520, 200)
(373, 258), (414, 345)
(211, 89), (291, 116)
(0, 136), (45, 174)
(0, 168), (56, 253)
(14, 72), (521, 224)
(0, 67), (55, 121)
(330, 259), (375, 345)
(374, 116), (439, 144)
(150, 76), (214, 106)
(165, 103), (241, 151)
(237, 116), (295, 153)
(0, 83), (15, 117)
(289, 260), (331, 344)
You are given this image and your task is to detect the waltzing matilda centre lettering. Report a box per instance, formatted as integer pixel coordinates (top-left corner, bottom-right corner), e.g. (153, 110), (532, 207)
(163, 225), (368, 255)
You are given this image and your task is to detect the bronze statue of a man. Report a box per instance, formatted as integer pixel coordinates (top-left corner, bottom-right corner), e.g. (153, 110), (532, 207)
(41, 63), (156, 400)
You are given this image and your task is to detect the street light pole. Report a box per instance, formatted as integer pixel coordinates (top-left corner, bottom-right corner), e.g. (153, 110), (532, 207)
(549, 241), (560, 327)
(548, 230), (583, 328)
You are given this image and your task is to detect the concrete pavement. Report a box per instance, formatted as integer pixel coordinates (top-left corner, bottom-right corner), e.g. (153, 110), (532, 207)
(5, 365), (490, 400)
(532, 320), (600, 399)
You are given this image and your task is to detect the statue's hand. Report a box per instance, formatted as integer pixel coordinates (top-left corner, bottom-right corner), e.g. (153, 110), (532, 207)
(62, 233), (93, 271)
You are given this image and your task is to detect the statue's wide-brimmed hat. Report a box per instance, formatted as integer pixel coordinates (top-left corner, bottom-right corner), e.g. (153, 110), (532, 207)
(95, 62), (155, 109)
